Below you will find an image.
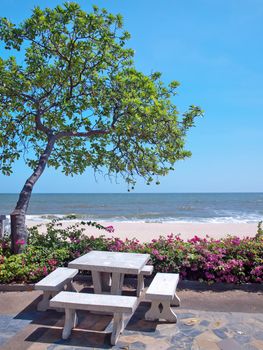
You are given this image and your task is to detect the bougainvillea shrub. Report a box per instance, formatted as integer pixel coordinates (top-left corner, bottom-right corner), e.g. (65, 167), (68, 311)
(0, 220), (262, 284)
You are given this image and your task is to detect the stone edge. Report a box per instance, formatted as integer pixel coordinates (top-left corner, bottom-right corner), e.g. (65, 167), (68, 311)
(0, 284), (35, 292)
(0, 276), (262, 293)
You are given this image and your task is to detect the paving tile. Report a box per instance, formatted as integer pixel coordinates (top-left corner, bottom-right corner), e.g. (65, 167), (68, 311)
(199, 320), (210, 327)
(177, 313), (196, 319)
(234, 334), (251, 344)
(195, 330), (221, 343)
(181, 328), (203, 337)
(242, 345), (258, 350)
(129, 341), (146, 349)
(195, 338), (220, 350)
(191, 340), (201, 350)
(112, 342), (130, 350)
(213, 328), (229, 339)
(171, 333), (195, 345)
(218, 338), (243, 350)
(254, 331), (263, 341)
(0, 334), (12, 347)
(1, 290), (263, 350)
(228, 322), (253, 335)
(167, 343), (193, 350)
(251, 339), (263, 350)
(211, 320), (226, 329)
(254, 317), (263, 324)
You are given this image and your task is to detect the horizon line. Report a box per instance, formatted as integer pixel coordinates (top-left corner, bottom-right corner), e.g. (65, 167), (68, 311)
(0, 192), (263, 195)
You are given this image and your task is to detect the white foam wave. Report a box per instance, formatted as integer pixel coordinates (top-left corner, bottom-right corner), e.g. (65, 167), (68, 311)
(25, 213), (263, 224)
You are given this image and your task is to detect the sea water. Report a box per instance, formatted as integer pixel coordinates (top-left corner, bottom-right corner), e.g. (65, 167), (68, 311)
(0, 193), (262, 223)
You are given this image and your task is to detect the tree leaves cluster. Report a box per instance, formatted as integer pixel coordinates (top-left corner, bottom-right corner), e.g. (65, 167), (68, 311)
(0, 2), (203, 188)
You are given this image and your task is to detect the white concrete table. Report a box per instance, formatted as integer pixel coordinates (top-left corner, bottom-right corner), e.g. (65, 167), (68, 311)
(68, 250), (150, 295)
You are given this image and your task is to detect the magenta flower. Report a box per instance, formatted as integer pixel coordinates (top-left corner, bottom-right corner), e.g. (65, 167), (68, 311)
(205, 272), (215, 280)
(16, 239), (26, 245)
(105, 225), (115, 233)
(188, 235), (202, 244)
(152, 249), (159, 256)
(47, 259), (58, 266)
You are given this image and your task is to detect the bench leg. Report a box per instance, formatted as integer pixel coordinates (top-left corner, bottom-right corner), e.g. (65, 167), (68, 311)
(171, 293), (180, 307)
(37, 291), (53, 311)
(62, 308), (78, 339)
(145, 300), (177, 322)
(137, 274), (144, 297)
(111, 312), (124, 345)
(48, 291), (64, 313)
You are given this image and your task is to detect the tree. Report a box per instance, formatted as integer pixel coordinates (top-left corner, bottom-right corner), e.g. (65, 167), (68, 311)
(0, 2), (202, 253)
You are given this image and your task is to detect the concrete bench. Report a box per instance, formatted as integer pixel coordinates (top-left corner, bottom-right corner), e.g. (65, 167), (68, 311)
(145, 272), (180, 322)
(35, 267), (78, 311)
(136, 265), (154, 296)
(50, 291), (138, 345)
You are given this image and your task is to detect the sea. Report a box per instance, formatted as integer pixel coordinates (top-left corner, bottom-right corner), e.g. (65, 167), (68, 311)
(0, 193), (262, 224)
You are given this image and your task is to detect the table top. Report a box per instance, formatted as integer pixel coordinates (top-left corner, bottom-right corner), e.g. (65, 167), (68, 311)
(68, 250), (150, 274)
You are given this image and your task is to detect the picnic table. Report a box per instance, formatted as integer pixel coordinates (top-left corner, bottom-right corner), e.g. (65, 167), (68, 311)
(37, 250), (178, 345)
(68, 250), (150, 295)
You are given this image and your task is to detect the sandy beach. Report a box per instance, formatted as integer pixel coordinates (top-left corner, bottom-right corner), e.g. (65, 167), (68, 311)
(26, 219), (258, 242)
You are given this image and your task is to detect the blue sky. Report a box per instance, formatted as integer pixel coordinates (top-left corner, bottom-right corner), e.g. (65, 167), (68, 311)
(0, 0), (263, 193)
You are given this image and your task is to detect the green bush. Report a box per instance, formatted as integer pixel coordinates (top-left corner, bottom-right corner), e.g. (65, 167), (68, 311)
(0, 219), (262, 284)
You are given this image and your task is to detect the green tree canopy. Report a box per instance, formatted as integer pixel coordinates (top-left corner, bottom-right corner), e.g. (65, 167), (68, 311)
(0, 2), (202, 253)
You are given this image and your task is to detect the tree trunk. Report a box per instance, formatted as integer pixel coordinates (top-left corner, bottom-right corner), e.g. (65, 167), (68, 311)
(11, 136), (56, 253)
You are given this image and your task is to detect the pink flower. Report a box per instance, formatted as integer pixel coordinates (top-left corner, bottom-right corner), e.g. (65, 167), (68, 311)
(47, 259), (58, 266)
(251, 266), (263, 277)
(152, 249), (159, 256)
(205, 272), (215, 280)
(180, 270), (187, 277)
(188, 235), (202, 244)
(191, 264), (198, 271)
(105, 225), (115, 233)
(16, 239), (26, 245)
(231, 237), (241, 246)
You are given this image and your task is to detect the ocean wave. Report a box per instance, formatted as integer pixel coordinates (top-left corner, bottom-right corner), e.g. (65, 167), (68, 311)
(25, 213), (263, 224)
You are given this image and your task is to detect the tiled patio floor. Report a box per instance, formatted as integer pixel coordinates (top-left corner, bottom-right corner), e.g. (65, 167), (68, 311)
(0, 289), (262, 350)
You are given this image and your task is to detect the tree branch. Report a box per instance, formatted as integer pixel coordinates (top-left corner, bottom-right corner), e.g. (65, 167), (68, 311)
(56, 129), (110, 139)
(35, 109), (52, 135)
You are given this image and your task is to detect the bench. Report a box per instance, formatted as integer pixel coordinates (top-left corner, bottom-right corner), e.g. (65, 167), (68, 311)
(35, 267), (78, 311)
(145, 273), (180, 322)
(50, 291), (138, 345)
(136, 265), (154, 296)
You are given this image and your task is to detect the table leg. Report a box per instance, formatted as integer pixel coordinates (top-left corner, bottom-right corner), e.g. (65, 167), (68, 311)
(91, 271), (102, 293)
(137, 273), (144, 297)
(101, 272), (111, 292)
(111, 273), (124, 295)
